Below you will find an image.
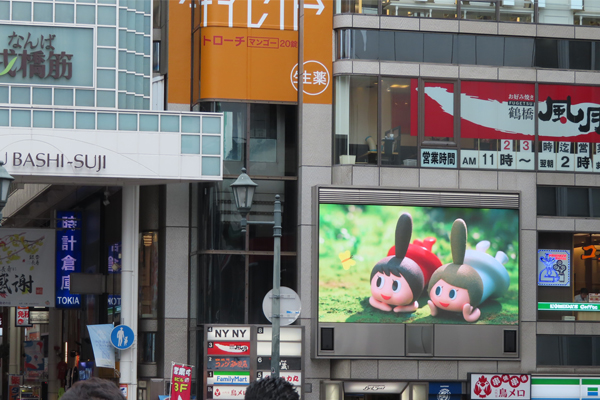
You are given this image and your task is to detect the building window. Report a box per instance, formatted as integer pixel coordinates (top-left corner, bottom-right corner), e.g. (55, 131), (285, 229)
(139, 231), (158, 318)
(538, 335), (600, 366)
(536, 186), (600, 217)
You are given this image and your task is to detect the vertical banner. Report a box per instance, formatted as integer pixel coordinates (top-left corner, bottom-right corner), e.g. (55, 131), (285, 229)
(24, 340), (44, 380)
(301, 0), (333, 105)
(8, 375), (21, 400)
(56, 211), (82, 309)
(172, 363), (193, 400)
(87, 324), (116, 368)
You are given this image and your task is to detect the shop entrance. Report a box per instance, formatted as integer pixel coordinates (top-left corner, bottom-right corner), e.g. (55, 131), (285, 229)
(344, 383), (427, 400)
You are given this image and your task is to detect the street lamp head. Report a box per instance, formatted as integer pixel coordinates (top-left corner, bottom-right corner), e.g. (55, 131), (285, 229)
(230, 168), (258, 218)
(0, 161), (15, 218)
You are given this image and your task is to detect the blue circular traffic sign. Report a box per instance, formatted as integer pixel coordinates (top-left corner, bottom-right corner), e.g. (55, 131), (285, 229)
(111, 325), (135, 350)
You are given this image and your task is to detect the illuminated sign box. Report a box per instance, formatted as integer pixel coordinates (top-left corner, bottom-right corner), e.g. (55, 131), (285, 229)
(537, 302), (600, 311)
(316, 188), (519, 358)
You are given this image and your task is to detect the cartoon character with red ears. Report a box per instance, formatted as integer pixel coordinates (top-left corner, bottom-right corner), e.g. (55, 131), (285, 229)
(369, 213), (442, 313)
(427, 218), (510, 322)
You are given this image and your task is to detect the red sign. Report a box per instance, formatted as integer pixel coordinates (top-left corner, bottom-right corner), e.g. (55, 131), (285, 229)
(471, 374), (531, 400)
(16, 306), (31, 327)
(171, 364), (193, 400)
(207, 341), (250, 356)
(539, 84), (600, 143)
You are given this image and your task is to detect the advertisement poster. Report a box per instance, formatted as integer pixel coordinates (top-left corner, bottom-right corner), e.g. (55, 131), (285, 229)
(24, 340), (44, 381)
(537, 249), (570, 287)
(55, 211), (81, 309)
(208, 341), (250, 356)
(87, 324), (116, 368)
(171, 363), (193, 400)
(318, 204), (519, 324)
(8, 375), (21, 400)
(471, 374), (531, 400)
(0, 228), (55, 307)
(16, 306), (31, 327)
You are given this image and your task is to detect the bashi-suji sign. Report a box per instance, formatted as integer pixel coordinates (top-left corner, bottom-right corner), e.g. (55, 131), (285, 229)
(0, 25), (93, 87)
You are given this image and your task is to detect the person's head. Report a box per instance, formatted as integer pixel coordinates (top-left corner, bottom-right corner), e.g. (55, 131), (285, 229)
(581, 288), (589, 298)
(61, 378), (124, 400)
(245, 376), (299, 400)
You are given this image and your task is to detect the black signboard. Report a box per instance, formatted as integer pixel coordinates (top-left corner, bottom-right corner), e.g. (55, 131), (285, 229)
(256, 357), (301, 371)
(207, 356), (250, 371)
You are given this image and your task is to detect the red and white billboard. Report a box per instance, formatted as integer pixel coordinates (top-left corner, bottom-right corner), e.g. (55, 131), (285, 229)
(208, 341), (251, 356)
(471, 374), (531, 400)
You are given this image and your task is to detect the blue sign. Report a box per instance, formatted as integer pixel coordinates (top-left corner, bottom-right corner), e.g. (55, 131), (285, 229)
(429, 383), (462, 400)
(537, 249), (570, 287)
(111, 325), (135, 350)
(55, 211), (82, 309)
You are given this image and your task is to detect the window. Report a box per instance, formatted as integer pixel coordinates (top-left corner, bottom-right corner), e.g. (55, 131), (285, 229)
(139, 231), (158, 318)
(537, 335), (600, 366)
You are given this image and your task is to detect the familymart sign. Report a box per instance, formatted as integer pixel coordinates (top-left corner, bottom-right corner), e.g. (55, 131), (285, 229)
(538, 302), (600, 311)
(532, 377), (600, 400)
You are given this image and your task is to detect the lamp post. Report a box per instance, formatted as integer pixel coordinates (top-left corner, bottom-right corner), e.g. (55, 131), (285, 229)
(0, 161), (15, 220)
(231, 168), (282, 378)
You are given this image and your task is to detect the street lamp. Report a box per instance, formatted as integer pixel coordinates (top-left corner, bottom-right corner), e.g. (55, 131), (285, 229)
(230, 168), (282, 378)
(0, 161), (15, 220)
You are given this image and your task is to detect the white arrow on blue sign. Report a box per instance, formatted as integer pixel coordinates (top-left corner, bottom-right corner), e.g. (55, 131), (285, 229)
(110, 325), (135, 350)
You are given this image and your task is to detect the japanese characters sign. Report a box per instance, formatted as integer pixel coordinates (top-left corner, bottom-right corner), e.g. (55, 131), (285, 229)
(0, 25), (93, 87)
(208, 385), (247, 400)
(171, 363), (193, 400)
(15, 306), (31, 327)
(208, 341), (251, 356)
(55, 211), (81, 309)
(206, 356), (250, 371)
(471, 374), (531, 400)
(207, 371), (250, 386)
(420, 149), (457, 168)
(108, 242), (121, 273)
(538, 302), (600, 311)
(173, 0), (332, 103)
(537, 249), (570, 287)
(538, 85), (600, 172)
(87, 324), (116, 368)
(0, 228), (55, 307)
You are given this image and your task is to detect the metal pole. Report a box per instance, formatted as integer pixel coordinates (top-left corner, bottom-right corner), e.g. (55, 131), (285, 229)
(271, 194), (282, 378)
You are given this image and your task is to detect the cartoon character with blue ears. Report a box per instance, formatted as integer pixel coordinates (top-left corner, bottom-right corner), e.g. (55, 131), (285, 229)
(369, 213), (442, 313)
(427, 218), (510, 322)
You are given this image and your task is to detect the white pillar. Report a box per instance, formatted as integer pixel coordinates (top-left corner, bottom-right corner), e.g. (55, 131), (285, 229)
(8, 307), (20, 374)
(120, 185), (139, 398)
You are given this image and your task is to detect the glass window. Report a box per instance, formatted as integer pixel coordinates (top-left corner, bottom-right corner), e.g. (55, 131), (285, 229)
(424, 33), (454, 64)
(335, 0), (378, 14)
(380, 78), (415, 166)
(567, 187), (589, 217)
(476, 36), (504, 66)
(352, 30), (379, 60)
(461, 0), (498, 21)
(394, 32), (423, 63)
(504, 37), (534, 67)
(334, 75), (378, 165)
(457, 35), (477, 65)
(535, 38), (559, 69)
(200, 254), (246, 323)
(569, 41), (592, 70)
(538, 336), (600, 366)
(537, 186), (557, 216)
(499, 0), (533, 23)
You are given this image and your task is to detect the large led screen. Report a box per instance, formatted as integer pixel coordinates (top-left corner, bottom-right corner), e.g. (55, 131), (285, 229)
(319, 204), (519, 325)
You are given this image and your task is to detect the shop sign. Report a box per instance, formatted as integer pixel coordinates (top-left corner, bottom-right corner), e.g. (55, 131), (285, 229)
(108, 242), (121, 273)
(420, 149), (458, 169)
(429, 383), (462, 400)
(171, 363), (193, 400)
(16, 306), (31, 327)
(256, 356), (301, 371)
(55, 211), (81, 309)
(537, 249), (570, 286)
(207, 356), (250, 371)
(257, 371), (301, 386)
(24, 340), (44, 374)
(344, 382), (408, 394)
(208, 341), (250, 356)
(531, 377), (591, 400)
(208, 385), (246, 400)
(0, 25), (93, 87)
(0, 228), (55, 307)
(207, 326), (250, 341)
(471, 374), (531, 400)
(207, 371), (250, 386)
(538, 302), (600, 311)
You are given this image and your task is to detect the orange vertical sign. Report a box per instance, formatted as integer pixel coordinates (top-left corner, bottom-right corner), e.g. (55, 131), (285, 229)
(167, 0), (193, 106)
(301, 0), (333, 105)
